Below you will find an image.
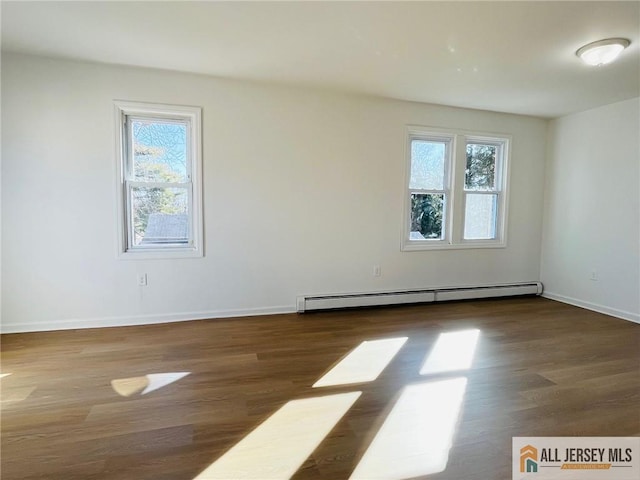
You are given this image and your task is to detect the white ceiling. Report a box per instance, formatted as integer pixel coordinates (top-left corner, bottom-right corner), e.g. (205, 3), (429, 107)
(2, 1), (639, 118)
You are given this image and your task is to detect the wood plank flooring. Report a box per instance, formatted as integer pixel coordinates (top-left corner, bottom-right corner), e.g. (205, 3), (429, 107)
(1, 297), (638, 479)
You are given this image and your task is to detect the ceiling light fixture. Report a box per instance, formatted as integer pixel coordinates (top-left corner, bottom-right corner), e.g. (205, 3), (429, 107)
(576, 38), (630, 66)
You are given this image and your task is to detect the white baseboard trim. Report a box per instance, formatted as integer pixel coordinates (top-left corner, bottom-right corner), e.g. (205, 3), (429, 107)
(542, 291), (640, 324)
(0, 305), (297, 334)
(5, 294), (637, 333)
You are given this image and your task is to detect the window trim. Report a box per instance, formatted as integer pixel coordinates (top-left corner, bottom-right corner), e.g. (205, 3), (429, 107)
(114, 101), (203, 259)
(402, 126), (510, 251)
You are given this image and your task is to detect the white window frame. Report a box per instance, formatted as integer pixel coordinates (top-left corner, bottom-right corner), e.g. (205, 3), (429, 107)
(402, 126), (510, 251)
(115, 101), (203, 259)
(404, 130), (455, 247)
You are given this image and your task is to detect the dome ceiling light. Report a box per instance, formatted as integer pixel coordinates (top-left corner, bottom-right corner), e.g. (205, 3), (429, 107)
(576, 38), (631, 66)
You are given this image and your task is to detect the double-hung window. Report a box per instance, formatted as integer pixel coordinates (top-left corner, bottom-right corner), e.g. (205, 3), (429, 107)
(463, 139), (504, 240)
(407, 134), (453, 243)
(115, 101), (203, 258)
(403, 127), (509, 250)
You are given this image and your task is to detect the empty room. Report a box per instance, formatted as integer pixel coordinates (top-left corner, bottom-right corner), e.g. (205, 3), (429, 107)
(1, 1), (638, 479)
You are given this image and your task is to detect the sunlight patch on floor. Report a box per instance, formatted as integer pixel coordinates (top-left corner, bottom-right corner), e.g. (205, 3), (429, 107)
(349, 378), (468, 480)
(420, 329), (480, 375)
(1, 385), (36, 404)
(0, 373), (12, 380)
(111, 372), (190, 397)
(313, 337), (408, 388)
(194, 391), (361, 480)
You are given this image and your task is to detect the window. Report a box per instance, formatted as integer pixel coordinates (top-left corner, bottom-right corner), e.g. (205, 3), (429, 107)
(463, 140), (503, 240)
(407, 135), (453, 242)
(403, 127), (509, 250)
(115, 101), (203, 258)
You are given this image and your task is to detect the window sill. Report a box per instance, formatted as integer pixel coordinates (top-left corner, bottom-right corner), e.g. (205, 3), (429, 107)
(401, 241), (506, 251)
(118, 246), (203, 260)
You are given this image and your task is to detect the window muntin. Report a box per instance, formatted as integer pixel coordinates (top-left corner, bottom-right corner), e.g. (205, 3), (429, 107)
(403, 128), (509, 250)
(115, 102), (202, 258)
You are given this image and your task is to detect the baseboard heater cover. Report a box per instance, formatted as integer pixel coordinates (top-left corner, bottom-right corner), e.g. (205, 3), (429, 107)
(296, 282), (543, 313)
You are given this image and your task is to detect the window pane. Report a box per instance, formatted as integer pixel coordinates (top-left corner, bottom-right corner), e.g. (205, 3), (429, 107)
(131, 186), (189, 246)
(132, 120), (188, 183)
(464, 193), (497, 240)
(465, 144), (496, 191)
(410, 193), (444, 240)
(410, 140), (446, 190)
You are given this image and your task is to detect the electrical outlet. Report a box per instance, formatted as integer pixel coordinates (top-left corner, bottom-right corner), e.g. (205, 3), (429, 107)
(373, 265), (381, 277)
(590, 271), (598, 281)
(137, 273), (148, 286)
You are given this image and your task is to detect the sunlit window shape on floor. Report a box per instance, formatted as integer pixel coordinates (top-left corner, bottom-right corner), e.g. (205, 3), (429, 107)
(0, 373), (12, 380)
(349, 378), (467, 480)
(111, 372), (190, 397)
(313, 337), (408, 388)
(194, 391), (361, 480)
(420, 329), (480, 375)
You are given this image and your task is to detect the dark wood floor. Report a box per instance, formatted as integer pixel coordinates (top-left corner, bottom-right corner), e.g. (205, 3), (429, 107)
(1, 297), (638, 480)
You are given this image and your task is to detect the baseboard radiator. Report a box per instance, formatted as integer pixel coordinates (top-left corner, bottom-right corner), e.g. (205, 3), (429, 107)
(296, 282), (543, 313)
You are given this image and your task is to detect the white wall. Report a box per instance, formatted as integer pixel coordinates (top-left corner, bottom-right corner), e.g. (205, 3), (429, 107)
(541, 97), (640, 323)
(1, 53), (547, 332)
